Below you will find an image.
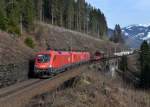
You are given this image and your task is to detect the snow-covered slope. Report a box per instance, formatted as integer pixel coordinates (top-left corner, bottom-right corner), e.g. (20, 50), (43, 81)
(122, 24), (150, 48)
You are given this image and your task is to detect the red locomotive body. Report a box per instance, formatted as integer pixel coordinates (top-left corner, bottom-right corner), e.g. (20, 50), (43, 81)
(34, 50), (90, 77)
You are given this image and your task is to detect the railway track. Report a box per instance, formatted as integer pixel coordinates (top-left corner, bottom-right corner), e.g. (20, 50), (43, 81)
(0, 65), (88, 107)
(0, 79), (42, 99)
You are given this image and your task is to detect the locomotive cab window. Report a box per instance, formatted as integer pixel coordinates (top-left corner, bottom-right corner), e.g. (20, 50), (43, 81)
(37, 54), (50, 63)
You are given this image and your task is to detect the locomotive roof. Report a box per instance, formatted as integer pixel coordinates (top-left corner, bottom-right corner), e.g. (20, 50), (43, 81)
(36, 50), (90, 56)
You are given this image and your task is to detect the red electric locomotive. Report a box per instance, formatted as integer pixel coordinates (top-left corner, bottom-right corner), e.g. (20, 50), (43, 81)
(34, 50), (90, 77)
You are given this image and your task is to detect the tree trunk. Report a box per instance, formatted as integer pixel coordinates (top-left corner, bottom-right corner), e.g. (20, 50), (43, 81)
(37, 0), (43, 21)
(60, 11), (63, 26)
(51, 12), (54, 24)
(86, 19), (88, 34)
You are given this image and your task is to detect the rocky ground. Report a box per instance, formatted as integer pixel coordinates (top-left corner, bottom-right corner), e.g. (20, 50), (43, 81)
(26, 64), (150, 107)
(0, 32), (33, 88)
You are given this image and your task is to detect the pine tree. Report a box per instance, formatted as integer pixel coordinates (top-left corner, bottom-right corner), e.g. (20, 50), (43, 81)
(84, 3), (91, 34)
(140, 40), (150, 69)
(0, 0), (7, 30)
(51, 0), (59, 25)
(140, 40), (150, 87)
(36, 0), (43, 21)
(22, 0), (35, 29)
(89, 8), (97, 33)
(66, 0), (74, 29)
(110, 24), (123, 43)
(89, 8), (108, 38)
(57, 0), (65, 26)
(43, 0), (51, 20)
(80, 0), (85, 32)
(6, 0), (21, 34)
(119, 55), (128, 72)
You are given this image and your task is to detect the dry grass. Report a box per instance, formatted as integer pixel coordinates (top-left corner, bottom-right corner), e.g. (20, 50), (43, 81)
(26, 64), (150, 107)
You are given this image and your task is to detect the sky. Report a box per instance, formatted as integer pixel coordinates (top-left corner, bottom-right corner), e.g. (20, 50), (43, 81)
(86, 0), (150, 29)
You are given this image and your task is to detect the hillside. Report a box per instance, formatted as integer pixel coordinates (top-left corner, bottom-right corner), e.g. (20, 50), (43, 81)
(0, 23), (119, 88)
(26, 63), (150, 107)
(0, 32), (33, 87)
(30, 23), (119, 52)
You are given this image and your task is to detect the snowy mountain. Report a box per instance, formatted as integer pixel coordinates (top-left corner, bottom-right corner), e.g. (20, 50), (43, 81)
(122, 24), (150, 48)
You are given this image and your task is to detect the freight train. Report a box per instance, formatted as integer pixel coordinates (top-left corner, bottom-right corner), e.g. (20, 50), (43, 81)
(34, 50), (92, 77)
(34, 49), (133, 77)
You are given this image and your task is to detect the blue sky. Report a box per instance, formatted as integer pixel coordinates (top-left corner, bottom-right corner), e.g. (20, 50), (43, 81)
(86, 0), (150, 28)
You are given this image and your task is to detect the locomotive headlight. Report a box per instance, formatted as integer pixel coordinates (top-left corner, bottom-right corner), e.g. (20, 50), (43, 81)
(49, 65), (52, 68)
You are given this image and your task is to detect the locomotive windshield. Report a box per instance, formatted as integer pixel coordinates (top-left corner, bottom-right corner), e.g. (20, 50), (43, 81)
(37, 54), (50, 63)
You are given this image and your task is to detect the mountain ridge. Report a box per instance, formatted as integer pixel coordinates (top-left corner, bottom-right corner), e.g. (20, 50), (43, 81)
(107, 24), (150, 48)
(119, 24), (150, 48)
